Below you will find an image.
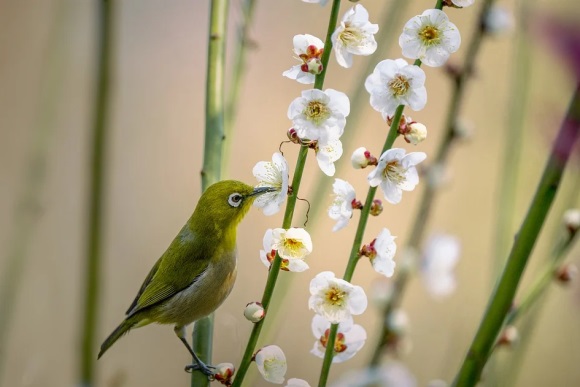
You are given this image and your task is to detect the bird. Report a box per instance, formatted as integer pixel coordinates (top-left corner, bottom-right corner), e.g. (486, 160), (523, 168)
(98, 180), (275, 376)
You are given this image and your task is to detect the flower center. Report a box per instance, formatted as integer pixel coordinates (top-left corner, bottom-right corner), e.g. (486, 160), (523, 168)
(338, 24), (363, 46)
(325, 286), (347, 306)
(383, 160), (407, 184)
(304, 100), (330, 125)
(418, 25), (441, 46)
(320, 330), (348, 353)
(282, 238), (304, 258)
(388, 75), (410, 97)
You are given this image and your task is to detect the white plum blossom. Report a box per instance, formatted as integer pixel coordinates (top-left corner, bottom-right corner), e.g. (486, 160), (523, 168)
(316, 138), (343, 176)
(286, 379), (311, 387)
(260, 230), (309, 272)
(272, 227), (313, 260)
(253, 152), (289, 215)
(421, 233), (460, 298)
(255, 345), (287, 384)
(288, 89), (350, 144)
(310, 314), (367, 363)
(452, 0), (475, 7)
(302, 0), (328, 5)
(330, 361), (417, 387)
(331, 4), (378, 68)
(309, 271), (367, 323)
(365, 59), (427, 118)
(367, 148), (427, 204)
(260, 228), (311, 272)
(399, 9), (461, 67)
(484, 6), (514, 35)
(367, 228), (397, 277)
(328, 178), (356, 232)
(283, 34), (325, 84)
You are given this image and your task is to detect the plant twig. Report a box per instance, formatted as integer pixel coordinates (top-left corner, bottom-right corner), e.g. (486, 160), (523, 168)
(369, 0), (495, 366)
(222, 0), (257, 178)
(452, 84), (580, 386)
(80, 1), (113, 385)
(231, 1), (342, 385)
(192, 0), (230, 385)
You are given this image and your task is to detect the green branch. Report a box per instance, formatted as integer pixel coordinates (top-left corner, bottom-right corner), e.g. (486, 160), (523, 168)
(222, 0), (257, 178)
(80, 1), (113, 385)
(192, 0), (230, 386)
(452, 84), (580, 386)
(231, 1), (342, 385)
(369, 0), (494, 365)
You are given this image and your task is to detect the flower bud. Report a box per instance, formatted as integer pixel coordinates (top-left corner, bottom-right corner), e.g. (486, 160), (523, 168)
(214, 362), (235, 385)
(563, 209), (580, 236)
(403, 122), (427, 145)
(301, 58), (323, 75)
(556, 263), (578, 284)
(351, 147), (377, 169)
(387, 309), (409, 336)
(453, 119), (474, 141)
(287, 128), (300, 144)
(497, 325), (518, 348)
(351, 198), (363, 210)
(244, 301), (265, 323)
(370, 199), (383, 216)
(351, 147), (369, 168)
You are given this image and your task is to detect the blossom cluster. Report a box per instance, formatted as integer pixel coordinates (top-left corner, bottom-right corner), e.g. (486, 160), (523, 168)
(243, 1), (471, 385)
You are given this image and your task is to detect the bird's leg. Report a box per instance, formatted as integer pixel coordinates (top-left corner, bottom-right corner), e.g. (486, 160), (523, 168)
(174, 325), (215, 378)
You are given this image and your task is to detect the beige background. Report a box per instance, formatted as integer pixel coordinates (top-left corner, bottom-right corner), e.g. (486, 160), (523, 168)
(1, 0), (579, 386)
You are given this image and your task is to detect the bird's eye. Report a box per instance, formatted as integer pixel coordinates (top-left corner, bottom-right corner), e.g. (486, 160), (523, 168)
(228, 193), (243, 208)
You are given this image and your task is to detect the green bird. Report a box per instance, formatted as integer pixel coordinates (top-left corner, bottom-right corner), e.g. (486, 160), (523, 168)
(98, 180), (274, 376)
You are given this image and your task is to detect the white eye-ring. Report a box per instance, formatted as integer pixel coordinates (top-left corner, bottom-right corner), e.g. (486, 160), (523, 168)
(228, 193), (243, 207)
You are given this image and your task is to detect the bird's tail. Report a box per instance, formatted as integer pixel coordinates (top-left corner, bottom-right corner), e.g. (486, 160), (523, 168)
(98, 318), (137, 359)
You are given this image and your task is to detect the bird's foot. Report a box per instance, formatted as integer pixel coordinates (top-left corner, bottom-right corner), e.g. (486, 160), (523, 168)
(185, 362), (216, 379)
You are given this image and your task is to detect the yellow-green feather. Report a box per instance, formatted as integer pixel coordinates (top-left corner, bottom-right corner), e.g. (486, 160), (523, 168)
(98, 180), (257, 359)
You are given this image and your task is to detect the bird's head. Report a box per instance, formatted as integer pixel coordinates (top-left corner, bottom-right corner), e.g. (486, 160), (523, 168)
(192, 180), (276, 232)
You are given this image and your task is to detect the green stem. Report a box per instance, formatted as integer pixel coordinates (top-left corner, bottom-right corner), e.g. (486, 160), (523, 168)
(232, 146), (309, 386)
(452, 84), (580, 386)
(0, 4), (67, 384)
(493, 0), (534, 279)
(222, 0), (256, 178)
(192, 0), (229, 385)
(80, 1), (113, 385)
(314, 0), (341, 90)
(232, 2), (342, 385)
(369, 0), (493, 365)
(496, 173), (580, 386)
(505, 229), (578, 327)
(318, 101), (405, 385)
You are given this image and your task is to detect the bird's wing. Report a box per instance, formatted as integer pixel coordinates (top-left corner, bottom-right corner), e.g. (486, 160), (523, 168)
(125, 256), (163, 315)
(126, 229), (209, 317)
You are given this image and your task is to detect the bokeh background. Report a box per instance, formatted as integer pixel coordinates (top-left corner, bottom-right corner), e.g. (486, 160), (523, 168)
(1, 0), (579, 386)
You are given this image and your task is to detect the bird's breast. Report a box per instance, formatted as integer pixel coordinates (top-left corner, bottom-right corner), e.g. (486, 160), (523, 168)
(158, 250), (238, 326)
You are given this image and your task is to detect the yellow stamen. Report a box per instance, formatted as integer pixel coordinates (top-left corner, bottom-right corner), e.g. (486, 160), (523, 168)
(304, 100), (330, 125)
(388, 75), (410, 97)
(418, 25), (441, 46)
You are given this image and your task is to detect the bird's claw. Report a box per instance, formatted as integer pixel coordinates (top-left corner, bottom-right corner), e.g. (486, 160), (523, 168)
(184, 363), (216, 379)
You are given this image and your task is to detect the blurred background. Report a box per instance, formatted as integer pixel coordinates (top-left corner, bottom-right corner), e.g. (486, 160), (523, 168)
(1, 0), (579, 386)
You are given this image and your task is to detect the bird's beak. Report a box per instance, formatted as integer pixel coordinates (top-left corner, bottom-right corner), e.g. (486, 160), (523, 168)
(250, 186), (277, 197)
